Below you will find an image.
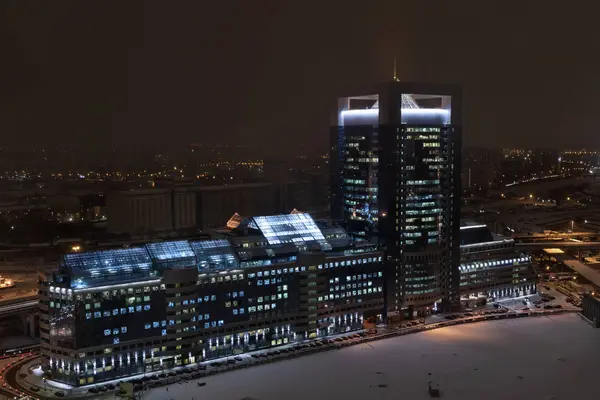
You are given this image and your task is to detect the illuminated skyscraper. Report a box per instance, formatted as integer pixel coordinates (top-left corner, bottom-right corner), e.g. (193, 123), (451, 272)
(330, 81), (462, 315)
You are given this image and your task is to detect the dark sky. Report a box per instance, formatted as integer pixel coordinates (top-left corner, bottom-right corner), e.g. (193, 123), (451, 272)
(1, 1), (599, 155)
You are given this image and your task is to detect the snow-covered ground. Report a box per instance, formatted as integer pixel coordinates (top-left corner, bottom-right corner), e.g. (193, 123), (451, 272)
(145, 313), (599, 400)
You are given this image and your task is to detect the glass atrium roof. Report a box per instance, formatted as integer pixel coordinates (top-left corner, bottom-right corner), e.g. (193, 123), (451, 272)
(190, 239), (239, 270)
(250, 214), (332, 250)
(57, 214), (351, 288)
(61, 247), (153, 288)
(145, 241), (196, 262)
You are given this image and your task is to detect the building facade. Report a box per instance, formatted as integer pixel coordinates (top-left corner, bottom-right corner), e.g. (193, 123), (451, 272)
(331, 81), (462, 316)
(39, 213), (384, 386)
(458, 224), (536, 307)
(581, 294), (600, 328)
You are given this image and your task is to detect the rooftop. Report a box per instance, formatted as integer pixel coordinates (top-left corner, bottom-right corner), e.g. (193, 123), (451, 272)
(459, 224), (495, 246)
(58, 213), (358, 289)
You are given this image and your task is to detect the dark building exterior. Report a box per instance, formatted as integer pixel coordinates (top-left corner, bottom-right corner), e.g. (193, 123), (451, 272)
(39, 213), (384, 386)
(458, 224), (536, 307)
(330, 81), (462, 316)
(581, 294), (600, 328)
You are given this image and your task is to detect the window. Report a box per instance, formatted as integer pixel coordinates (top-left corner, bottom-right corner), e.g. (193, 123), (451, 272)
(85, 313), (91, 319)
(153, 321), (159, 328)
(104, 329), (111, 336)
(161, 329), (167, 336)
(94, 312), (101, 318)
(121, 326), (127, 333)
(143, 305), (151, 311)
(113, 338), (119, 344)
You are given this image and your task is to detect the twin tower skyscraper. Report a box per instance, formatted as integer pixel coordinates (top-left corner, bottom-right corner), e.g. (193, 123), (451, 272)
(330, 80), (462, 316)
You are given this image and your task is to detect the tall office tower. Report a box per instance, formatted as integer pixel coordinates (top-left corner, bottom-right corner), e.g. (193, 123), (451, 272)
(330, 81), (462, 316)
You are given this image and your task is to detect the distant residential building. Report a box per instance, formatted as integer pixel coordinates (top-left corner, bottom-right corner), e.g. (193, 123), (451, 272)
(107, 182), (321, 236)
(107, 189), (174, 236)
(195, 183), (278, 228)
(79, 194), (106, 222)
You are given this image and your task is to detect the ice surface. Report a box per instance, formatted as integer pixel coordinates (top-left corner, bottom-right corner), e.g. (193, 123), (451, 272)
(145, 314), (599, 400)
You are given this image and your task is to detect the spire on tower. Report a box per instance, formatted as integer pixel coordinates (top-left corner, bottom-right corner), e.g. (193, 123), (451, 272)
(393, 57), (398, 81)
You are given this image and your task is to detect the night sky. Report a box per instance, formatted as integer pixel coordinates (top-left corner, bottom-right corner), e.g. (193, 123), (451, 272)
(1, 1), (599, 154)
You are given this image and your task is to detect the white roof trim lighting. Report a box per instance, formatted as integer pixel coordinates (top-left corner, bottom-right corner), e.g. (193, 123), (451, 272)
(340, 108), (451, 123)
(460, 224), (488, 230)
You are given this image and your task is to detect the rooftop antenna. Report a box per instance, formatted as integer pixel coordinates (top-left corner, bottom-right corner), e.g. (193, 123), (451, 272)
(393, 56), (398, 81)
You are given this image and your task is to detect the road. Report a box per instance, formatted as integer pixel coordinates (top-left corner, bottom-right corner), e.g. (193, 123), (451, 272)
(516, 241), (600, 247)
(0, 273), (39, 305)
(0, 300), (38, 316)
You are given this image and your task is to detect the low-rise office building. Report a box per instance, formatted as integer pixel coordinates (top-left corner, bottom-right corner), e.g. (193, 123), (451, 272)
(39, 213), (384, 386)
(458, 224), (536, 307)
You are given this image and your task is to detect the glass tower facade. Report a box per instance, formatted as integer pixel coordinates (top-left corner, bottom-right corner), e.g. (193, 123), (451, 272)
(331, 81), (462, 316)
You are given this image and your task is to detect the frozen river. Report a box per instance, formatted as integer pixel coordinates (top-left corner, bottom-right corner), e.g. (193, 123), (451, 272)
(145, 314), (600, 400)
